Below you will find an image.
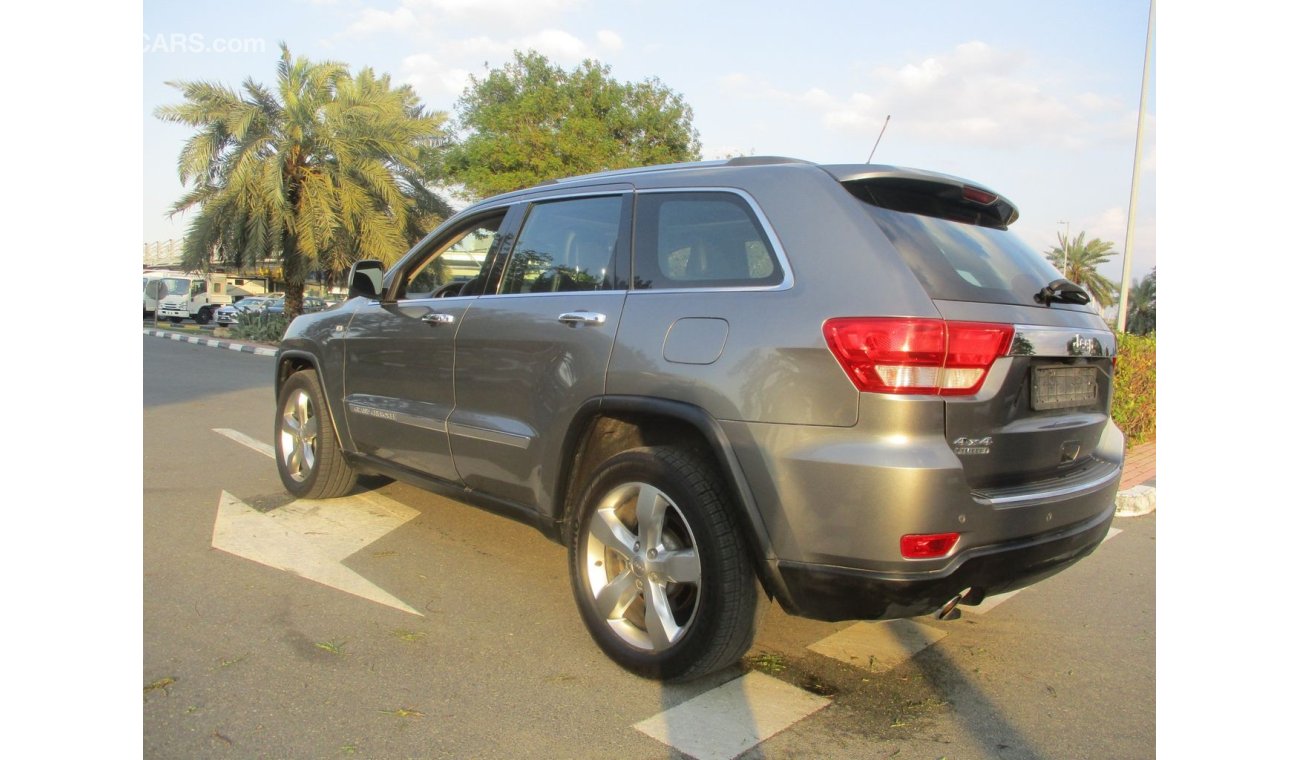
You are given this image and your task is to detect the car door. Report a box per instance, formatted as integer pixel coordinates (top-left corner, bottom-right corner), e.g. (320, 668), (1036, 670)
(343, 208), (517, 481)
(449, 191), (632, 509)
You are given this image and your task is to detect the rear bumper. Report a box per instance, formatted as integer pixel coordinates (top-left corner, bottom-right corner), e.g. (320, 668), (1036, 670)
(773, 505), (1115, 622)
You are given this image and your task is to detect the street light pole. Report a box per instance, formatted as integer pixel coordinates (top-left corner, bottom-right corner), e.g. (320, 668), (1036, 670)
(1116, 0), (1155, 333)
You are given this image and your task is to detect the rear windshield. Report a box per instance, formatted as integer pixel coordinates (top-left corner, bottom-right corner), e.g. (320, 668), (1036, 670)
(860, 202), (1067, 307)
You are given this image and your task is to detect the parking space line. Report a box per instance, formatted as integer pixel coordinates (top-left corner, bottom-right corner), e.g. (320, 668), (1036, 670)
(632, 672), (829, 760)
(214, 428), (274, 459)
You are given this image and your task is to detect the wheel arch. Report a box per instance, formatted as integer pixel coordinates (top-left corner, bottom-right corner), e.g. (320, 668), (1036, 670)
(274, 349), (354, 453)
(554, 395), (795, 609)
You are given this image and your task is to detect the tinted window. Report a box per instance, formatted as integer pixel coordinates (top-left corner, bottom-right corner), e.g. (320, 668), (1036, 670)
(399, 215), (504, 299)
(862, 203), (1067, 307)
(633, 192), (781, 289)
(498, 196), (624, 294)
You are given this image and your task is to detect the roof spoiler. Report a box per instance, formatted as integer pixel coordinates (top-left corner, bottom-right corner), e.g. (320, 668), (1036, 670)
(823, 164), (1019, 229)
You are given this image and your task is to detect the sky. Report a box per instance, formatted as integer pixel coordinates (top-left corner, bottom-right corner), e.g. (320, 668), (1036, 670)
(142, 0), (1157, 286)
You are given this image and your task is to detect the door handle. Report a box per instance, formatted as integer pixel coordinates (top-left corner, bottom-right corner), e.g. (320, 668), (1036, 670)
(557, 311), (607, 327)
(421, 312), (456, 326)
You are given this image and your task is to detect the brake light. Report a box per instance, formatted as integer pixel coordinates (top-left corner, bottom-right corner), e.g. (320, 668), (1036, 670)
(901, 532), (960, 559)
(823, 318), (1013, 395)
(961, 185), (998, 205)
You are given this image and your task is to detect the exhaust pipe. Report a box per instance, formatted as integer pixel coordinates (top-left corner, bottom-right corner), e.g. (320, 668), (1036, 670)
(934, 587), (981, 621)
(935, 594), (963, 621)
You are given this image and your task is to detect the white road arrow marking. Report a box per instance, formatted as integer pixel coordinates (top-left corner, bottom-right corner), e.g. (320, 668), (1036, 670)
(212, 427), (423, 614)
(214, 427), (274, 459)
(212, 490), (423, 616)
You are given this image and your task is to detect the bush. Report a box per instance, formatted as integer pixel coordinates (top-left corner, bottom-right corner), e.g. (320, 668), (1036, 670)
(1112, 333), (1156, 446)
(231, 312), (289, 344)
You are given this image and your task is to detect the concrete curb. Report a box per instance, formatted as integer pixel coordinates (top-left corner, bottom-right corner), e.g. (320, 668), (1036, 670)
(1114, 484), (1155, 518)
(144, 328), (277, 357)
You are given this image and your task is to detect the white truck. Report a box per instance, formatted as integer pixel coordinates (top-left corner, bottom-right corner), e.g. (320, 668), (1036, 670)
(146, 271), (269, 324)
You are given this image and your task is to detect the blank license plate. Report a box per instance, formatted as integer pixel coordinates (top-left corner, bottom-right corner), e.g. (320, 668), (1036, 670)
(1031, 366), (1098, 410)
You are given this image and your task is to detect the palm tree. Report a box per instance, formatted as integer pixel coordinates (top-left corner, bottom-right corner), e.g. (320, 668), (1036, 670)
(1045, 231), (1119, 310)
(155, 44), (449, 317)
(1125, 267), (1156, 335)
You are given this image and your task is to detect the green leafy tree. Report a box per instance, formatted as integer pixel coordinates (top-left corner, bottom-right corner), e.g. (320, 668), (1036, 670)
(155, 44), (450, 317)
(1045, 231), (1119, 310)
(1125, 267), (1156, 335)
(448, 51), (701, 197)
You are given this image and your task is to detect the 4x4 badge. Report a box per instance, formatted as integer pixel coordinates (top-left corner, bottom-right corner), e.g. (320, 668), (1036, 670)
(953, 436), (993, 455)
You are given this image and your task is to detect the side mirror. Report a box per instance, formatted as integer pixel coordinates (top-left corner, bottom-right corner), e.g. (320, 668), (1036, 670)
(348, 260), (384, 300)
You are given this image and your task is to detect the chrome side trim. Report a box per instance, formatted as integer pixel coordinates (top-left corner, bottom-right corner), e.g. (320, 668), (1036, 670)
(447, 422), (531, 449)
(1010, 325), (1116, 358)
(346, 399), (447, 433)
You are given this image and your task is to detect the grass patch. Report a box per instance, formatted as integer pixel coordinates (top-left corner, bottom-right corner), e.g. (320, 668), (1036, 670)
(315, 640), (347, 655)
(230, 312), (290, 344)
(750, 652), (787, 674)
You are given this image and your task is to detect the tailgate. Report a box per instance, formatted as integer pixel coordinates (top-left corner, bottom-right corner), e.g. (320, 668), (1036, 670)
(945, 323), (1116, 490)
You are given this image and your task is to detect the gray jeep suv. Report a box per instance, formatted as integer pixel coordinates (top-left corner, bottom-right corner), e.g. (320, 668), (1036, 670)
(273, 157), (1123, 681)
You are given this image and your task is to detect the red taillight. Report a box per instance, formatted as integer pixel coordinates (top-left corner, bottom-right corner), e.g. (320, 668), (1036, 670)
(823, 318), (1013, 395)
(901, 532), (960, 559)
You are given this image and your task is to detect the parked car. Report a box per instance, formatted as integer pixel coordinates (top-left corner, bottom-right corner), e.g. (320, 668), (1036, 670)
(264, 296), (327, 316)
(272, 157), (1123, 681)
(214, 295), (280, 326)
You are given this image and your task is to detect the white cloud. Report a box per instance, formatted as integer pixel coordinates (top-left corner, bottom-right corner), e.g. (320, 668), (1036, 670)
(424, 0), (587, 26)
(346, 0), (589, 36)
(596, 29), (623, 52)
(440, 28), (596, 63)
(347, 6), (419, 35)
(519, 29), (589, 61)
(344, 2), (615, 66)
(401, 53), (472, 101)
(1076, 92), (1124, 112)
(721, 40), (1134, 151)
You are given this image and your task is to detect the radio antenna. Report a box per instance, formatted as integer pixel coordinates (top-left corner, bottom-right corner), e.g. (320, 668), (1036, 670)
(867, 114), (891, 163)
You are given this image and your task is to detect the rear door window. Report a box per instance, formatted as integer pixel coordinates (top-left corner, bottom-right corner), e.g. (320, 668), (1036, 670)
(632, 192), (783, 289)
(498, 195), (626, 294)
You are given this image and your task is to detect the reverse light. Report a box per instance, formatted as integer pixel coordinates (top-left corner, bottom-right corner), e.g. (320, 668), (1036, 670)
(823, 318), (1013, 396)
(901, 532), (960, 559)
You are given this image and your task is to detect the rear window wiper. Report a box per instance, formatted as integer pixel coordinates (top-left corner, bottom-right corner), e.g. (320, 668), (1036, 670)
(1034, 278), (1090, 306)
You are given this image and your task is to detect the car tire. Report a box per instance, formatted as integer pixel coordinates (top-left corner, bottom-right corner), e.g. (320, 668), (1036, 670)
(275, 370), (357, 499)
(169, 317), (182, 324)
(568, 446), (759, 681)
(194, 307), (212, 325)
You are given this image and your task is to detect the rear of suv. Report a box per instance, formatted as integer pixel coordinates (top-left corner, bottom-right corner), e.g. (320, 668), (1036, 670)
(273, 157), (1122, 681)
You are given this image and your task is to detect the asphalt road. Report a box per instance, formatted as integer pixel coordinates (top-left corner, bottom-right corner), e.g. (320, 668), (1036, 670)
(143, 335), (1155, 759)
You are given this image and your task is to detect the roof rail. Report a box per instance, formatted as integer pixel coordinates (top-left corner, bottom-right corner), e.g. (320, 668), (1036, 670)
(723, 155), (812, 167)
(540, 155), (814, 186)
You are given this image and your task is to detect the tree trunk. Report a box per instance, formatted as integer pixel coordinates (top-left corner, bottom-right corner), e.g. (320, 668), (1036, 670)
(282, 232), (306, 320)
